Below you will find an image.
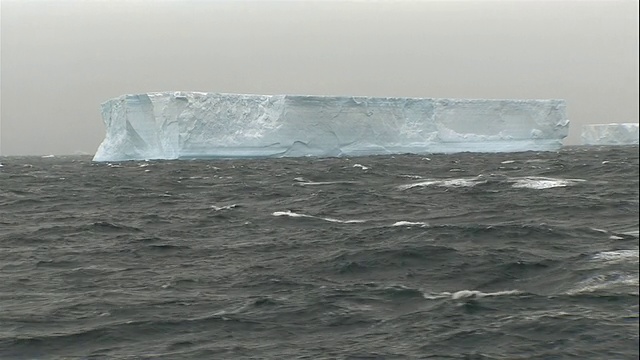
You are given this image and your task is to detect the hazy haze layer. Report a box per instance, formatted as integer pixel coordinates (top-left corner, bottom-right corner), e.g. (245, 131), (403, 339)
(1, 0), (638, 155)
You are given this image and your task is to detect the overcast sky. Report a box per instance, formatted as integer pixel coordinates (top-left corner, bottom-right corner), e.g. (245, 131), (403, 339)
(1, 0), (638, 155)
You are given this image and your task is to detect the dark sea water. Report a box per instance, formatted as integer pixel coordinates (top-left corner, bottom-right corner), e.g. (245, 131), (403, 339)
(0, 146), (638, 359)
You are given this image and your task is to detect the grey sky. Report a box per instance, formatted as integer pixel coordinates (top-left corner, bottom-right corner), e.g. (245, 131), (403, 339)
(1, 0), (638, 155)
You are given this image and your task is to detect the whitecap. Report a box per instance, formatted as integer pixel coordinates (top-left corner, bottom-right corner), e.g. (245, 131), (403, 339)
(295, 181), (360, 186)
(423, 289), (522, 300)
(272, 210), (307, 218)
(510, 176), (585, 190)
(450, 289), (523, 299)
(353, 164), (369, 170)
(501, 160), (515, 164)
(568, 272), (639, 295)
(587, 227), (636, 240)
(272, 210), (365, 224)
(397, 180), (439, 190)
(211, 204), (238, 211)
(392, 221), (428, 227)
(398, 176), (485, 190)
(600, 228), (640, 238)
(422, 293), (448, 300)
(293, 176), (359, 186)
(592, 250), (639, 263)
(320, 217), (366, 224)
(440, 178), (481, 187)
(520, 310), (572, 322)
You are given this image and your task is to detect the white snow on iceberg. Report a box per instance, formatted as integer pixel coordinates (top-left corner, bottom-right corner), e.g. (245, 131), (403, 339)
(581, 123), (639, 146)
(92, 92), (569, 161)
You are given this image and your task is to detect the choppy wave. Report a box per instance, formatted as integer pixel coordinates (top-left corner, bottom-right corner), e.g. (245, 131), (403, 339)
(272, 210), (366, 224)
(568, 272), (639, 295)
(0, 146), (638, 359)
(392, 221), (429, 227)
(592, 249), (639, 263)
(398, 175), (586, 190)
(398, 177), (485, 190)
(424, 289), (524, 300)
(510, 176), (586, 189)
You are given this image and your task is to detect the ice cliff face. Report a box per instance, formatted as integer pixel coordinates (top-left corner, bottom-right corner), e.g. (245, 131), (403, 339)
(581, 123), (639, 146)
(93, 92), (569, 161)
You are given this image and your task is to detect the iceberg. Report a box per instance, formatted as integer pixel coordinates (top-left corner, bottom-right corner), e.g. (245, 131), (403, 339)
(92, 92), (569, 161)
(581, 123), (639, 146)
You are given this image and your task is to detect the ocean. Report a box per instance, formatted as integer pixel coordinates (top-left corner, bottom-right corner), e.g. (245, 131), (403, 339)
(0, 146), (638, 359)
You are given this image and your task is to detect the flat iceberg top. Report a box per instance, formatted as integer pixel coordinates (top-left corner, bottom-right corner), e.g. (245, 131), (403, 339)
(93, 92), (569, 161)
(107, 91), (564, 103)
(581, 123), (639, 146)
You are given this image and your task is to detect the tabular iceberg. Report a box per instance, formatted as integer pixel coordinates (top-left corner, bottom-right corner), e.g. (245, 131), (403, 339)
(92, 92), (569, 161)
(581, 123), (639, 146)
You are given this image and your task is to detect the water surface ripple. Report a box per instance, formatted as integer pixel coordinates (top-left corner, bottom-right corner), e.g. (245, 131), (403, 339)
(0, 146), (638, 359)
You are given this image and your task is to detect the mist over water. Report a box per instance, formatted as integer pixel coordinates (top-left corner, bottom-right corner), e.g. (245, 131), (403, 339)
(0, 146), (638, 358)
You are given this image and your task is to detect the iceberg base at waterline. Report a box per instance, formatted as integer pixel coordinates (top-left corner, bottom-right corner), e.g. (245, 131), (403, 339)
(92, 92), (570, 162)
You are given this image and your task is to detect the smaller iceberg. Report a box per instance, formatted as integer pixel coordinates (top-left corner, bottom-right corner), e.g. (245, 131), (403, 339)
(581, 123), (639, 146)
